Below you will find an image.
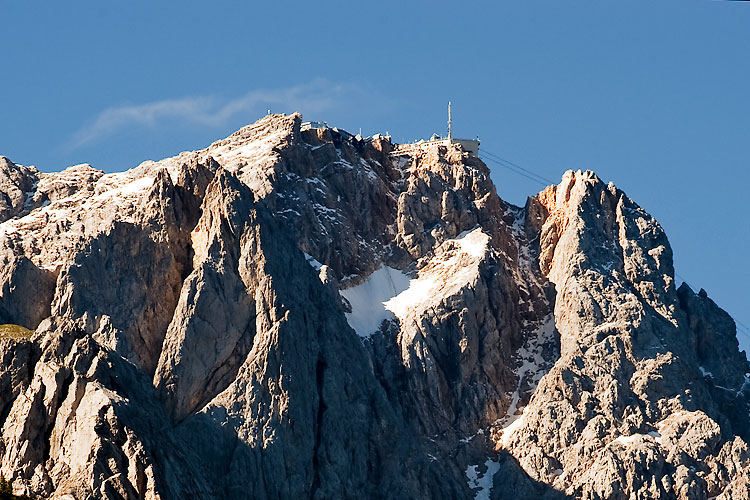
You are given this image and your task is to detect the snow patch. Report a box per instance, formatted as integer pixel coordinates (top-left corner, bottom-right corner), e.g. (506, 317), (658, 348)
(207, 130), (286, 167)
(459, 428), (484, 444)
(203, 128), (289, 197)
(384, 228), (489, 321)
(96, 175), (154, 200)
(465, 458), (500, 500)
(119, 176), (154, 196)
(498, 409), (527, 448)
(454, 227), (489, 257)
(613, 431), (661, 446)
(22, 180), (40, 211)
(339, 228), (489, 338)
(339, 266), (411, 338)
(304, 253), (323, 271)
(496, 315), (556, 448)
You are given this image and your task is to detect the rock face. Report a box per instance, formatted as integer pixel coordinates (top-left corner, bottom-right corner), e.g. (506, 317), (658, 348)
(0, 157), (39, 223)
(0, 114), (747, 499)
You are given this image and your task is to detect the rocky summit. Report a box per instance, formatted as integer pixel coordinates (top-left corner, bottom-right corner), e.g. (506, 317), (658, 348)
(0, 113), (748, 499)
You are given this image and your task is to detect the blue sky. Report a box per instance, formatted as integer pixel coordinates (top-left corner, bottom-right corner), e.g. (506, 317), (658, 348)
(2, 1), (749, 347)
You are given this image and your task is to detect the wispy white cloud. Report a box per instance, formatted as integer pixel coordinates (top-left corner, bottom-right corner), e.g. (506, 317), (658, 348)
(68, 79), (378, 149)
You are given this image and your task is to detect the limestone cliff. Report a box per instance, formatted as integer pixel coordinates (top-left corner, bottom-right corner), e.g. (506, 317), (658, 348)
(0, 114), (747, 499)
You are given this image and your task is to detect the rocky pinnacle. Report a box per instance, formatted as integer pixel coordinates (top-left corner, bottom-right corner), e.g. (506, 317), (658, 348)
(0, 114), (747, 499)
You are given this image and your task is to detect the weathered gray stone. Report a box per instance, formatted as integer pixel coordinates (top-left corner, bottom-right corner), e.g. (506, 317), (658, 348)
(0, 116), (746, 499)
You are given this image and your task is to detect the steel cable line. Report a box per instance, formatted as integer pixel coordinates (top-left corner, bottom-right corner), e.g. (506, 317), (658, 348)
(482, 150), (555, 185)
(735, 320), (750, 340)
(480, 149), (557, 186)
(734, 317), (750, 334)
(479, 153), (551, 186)
(479, 154), (550, 187)
(475, 151), (750, 341)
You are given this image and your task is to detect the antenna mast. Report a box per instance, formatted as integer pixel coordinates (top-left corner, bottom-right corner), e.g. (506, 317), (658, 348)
(447, 101), (452, 141)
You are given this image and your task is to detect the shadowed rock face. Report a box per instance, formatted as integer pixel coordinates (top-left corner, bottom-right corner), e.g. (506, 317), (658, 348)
(0, 114), (747, 499)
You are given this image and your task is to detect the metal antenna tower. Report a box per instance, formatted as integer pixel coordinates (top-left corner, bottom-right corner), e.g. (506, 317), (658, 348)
(447, 101), (452, 141)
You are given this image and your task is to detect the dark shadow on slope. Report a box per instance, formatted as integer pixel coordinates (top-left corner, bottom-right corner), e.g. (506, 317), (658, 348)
(58, 220), (189, 374)
(55, 165), (210, 376)
(45, 317), (469, 499)
(623, 279), (750, 443)
(0, 254), (56, 330)
(123, 172), (467, 498)
(4, 162), (570, 499)
(492, 451), (572, 500)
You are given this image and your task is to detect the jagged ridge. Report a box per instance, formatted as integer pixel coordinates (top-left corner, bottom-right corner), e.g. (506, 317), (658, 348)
(0, 114), (747, 499)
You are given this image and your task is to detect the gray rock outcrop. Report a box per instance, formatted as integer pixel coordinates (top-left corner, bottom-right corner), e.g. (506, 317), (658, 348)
(0, 114), (747, 499)
(0, 157), (38, 223)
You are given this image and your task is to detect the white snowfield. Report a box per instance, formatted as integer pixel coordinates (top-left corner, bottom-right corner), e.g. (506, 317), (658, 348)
(340, 227), (490, 338)
(339, 266), (411, 338)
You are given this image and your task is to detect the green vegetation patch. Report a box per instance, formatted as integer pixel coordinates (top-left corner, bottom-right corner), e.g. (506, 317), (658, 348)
(0, 324), (34, 341)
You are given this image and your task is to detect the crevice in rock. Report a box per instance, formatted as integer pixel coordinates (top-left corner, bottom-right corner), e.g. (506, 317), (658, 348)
(42, 370), (73, 463)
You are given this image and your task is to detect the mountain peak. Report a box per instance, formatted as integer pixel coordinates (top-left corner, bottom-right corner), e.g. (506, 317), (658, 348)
(0, 115), (748, 499)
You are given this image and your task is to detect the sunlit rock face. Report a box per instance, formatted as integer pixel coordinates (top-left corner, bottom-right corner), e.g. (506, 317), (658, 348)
(0, 114), (747, 500)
